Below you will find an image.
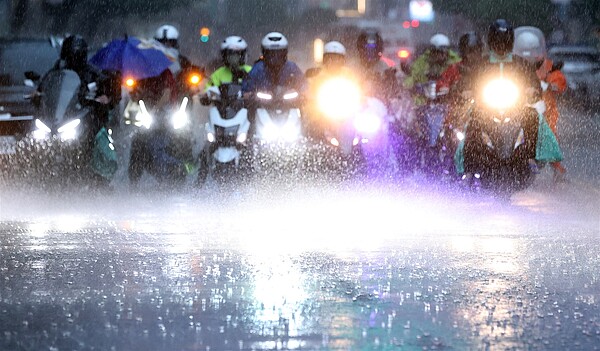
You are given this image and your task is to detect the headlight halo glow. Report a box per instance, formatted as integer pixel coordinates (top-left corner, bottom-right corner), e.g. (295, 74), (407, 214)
(57, 118), (81, 141)
(317, 78), (361, 120)
(483, 78), (519, 110)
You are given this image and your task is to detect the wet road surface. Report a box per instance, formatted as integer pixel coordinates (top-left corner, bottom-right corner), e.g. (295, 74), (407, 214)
(1, 105), (599, 350)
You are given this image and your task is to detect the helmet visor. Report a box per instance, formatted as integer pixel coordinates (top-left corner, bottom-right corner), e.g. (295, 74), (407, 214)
(226, 52), (243, 68)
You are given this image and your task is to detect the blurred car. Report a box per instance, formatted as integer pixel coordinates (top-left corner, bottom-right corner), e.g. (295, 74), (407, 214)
(547, 45), (600, 101)
(0, 37), (60, 155)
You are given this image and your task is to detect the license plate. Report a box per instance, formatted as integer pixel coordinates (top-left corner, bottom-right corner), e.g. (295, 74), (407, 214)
(0, 136), (17, 155)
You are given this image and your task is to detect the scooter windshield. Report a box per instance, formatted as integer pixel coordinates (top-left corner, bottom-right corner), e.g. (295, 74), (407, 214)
(218, 83), (244, 120)
(38, 69), (82, 129)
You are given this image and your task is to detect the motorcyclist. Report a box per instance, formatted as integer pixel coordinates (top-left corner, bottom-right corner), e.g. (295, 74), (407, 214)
(461, 19), (543, 176)
(204, 36), (252, 92)
(38, 35), (120, 139)
(153, 24), (192, 77)
(513, 30), (568, 181)
(355, 29), (400, 104)
(403, 33), (461, 106)
(305, 41), (358, 138)
(242, 32), (308, 102)
(153, 24), (199, 98)
(435, 32), (485, 129)
(437, 32), (484, 96)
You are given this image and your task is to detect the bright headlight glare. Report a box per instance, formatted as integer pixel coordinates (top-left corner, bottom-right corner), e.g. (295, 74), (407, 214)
(283, 91), (299, 100)
(483, 79), (519, 110)
(354, 113), (381, 134)
(57, 119), (81, 133)
(207, 132), (215, 143)
(317, 78), (361, 119)
(262, 124), (279, 142)
(35, 119), (51, 133)
(33, 129), (48, 140)
(282, 124), (299, 142)
(172, 110), (189, 130)
(137, 100), (153, 129)
(236, 132), (247, 144)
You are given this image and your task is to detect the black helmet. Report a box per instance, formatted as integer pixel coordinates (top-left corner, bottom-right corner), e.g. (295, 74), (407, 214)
(459, 31), (483, 57)
(487, 19), (514, 56)
(356, 29), (383, 65)
(61, 35), (88, 69)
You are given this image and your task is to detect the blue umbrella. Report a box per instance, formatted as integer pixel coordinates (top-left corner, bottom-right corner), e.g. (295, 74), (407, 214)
(89, 36), (173, 80)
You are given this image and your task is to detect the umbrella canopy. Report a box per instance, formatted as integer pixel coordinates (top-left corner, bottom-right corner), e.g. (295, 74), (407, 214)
(89, 36), (174, 80)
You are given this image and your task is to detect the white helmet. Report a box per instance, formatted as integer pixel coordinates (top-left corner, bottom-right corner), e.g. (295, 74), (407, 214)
(261, 32), (288, 51)
(155, 25), (179, 41)
(221, 36), (248, 51)
(513, 29), (545, 62)
(324, 41), (346, 56)
(430, 33), (450, 48)
(221, 36), (248, 68)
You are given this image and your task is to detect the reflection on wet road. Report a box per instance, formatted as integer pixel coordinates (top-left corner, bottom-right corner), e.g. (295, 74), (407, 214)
(1, 105), (600, 350)
(1, 178), (599, 350)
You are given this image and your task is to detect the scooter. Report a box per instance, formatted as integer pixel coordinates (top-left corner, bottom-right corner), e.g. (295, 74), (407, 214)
(123, 76), (195, 187)
(249, 85), (305, 175)
(197, 84), (250, 185)
(23, 69), (117, 185)
(461, 77), (537, 192)
(308, 75), (387, 173)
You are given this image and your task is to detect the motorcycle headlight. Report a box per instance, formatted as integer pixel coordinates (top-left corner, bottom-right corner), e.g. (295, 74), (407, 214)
(207, 132), (215, 143)
(236, 132), (247, 144)
(284, 91), (299, 100)
(317, 78), (361, 120)
(57, 119), (81, 141)
(257, 92), (273, 100)
(172, 110), (189, 130)
(483, 79), (519, 110)
(33, 119), (51, 140)
(135, 100), (153, 129)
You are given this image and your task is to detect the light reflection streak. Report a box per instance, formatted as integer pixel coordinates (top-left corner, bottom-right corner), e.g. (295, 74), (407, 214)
(449, 236), (523, 344)
(247, 255), (308, 338)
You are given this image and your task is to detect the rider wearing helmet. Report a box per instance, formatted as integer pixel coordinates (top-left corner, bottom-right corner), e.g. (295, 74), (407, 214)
(205, 36), (252, 89)
(153, 24), (192, 76)
(304, 41), (358, 137)
(403, 33), (461, 106)
(514, 28), (568, 181)
(322, 41), (347, 72)
(45, 35), (119, 133)
(242, 32), (307, 97)
(355, 29), (400, 103)
(437, 32), (484, 96)
(460, 19), (544, 176)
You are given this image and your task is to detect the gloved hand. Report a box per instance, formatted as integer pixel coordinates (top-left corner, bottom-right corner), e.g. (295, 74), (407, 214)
(200, 95), (211, 106)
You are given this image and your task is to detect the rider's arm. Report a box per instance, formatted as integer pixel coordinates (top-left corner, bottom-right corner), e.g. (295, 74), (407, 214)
(402, 55), (428, 89)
